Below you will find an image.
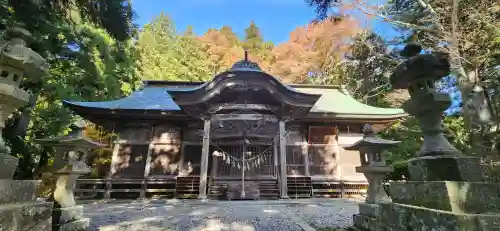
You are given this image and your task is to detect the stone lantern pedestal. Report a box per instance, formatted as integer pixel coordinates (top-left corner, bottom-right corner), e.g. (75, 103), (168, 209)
(374, 45), (500, 231)
(36, 119), (106, 231)
(0, 26), (52, 230)
(344, 124), (400, 230)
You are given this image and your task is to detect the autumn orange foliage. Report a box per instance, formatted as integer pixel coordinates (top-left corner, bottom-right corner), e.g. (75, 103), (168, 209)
(269, 16), (360, 83)
(197, 16), (360, 83)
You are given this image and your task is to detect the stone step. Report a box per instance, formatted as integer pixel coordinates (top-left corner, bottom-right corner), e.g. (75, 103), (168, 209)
(0, 180), (40, 204)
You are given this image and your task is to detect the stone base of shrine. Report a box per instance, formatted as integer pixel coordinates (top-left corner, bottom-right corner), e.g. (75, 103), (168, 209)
(377, 203), (500, 231)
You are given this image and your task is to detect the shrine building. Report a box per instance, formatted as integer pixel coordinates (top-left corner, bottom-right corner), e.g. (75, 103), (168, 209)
(64, 58), (406, 200)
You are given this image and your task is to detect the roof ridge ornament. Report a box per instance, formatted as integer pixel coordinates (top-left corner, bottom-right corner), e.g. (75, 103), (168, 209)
(230, 51), (262, 71)
(362, 124), (375, 137)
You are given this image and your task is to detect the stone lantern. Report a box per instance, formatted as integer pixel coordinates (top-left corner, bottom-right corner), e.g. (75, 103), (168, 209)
(0, 26), (52, 230)
(344, 124), (400, 230)
(0, 26), (48, 178)
(361, 44), (500, 231)
(391, 44), (483, 182)
(345, 124), (399, 203)
(35, 119), (106, 230)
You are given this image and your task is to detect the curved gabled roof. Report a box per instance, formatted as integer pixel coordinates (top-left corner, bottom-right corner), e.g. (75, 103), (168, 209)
(167, 60), (321, 108)
(63, 81), (407, 121)
(291, 85), (406, 119)
(63, 86), (181, 111)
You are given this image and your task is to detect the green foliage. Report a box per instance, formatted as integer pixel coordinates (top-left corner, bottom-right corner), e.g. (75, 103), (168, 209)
(84, 124), (116, 178)
(242, 21), (273, 60)
(0, 1), (138, 179)
(243, 21), (264, 53)
(176, 27), (213, 81)
(0, 0), (135, 41)
(135, 13), (212, 81)
(135, 13), (182, 81)
(381, 118), (421, 163)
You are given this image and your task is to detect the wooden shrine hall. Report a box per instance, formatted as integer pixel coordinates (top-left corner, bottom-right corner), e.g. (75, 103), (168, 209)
(64, 57), (406, 200)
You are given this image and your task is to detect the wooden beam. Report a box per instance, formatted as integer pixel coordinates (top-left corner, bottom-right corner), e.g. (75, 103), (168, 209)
(198, 119), (211, 199)
(208, 104), (279, 113)
(210, 113), (278, 122)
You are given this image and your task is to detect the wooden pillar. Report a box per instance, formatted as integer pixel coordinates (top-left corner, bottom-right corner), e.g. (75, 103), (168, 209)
(198, 119), (211, 199)
(141, 142), (154, 198)
(279, 120), (288, 199)
(105, 138), (121, 199)
(303, 142), (310, 177)
(178, 142), (186, 176)
(273, 136), (279, 177)
(211, 150), (218, 178)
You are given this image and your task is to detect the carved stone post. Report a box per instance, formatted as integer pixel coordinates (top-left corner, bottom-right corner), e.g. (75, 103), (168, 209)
(36, 119), (106, 231)
(345, 124), (400, 231)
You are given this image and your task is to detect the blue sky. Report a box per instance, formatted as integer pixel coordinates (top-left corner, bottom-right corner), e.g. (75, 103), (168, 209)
(131, 0), (400, 44)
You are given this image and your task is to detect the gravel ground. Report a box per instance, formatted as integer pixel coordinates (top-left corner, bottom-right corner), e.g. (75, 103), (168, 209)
(82, 198), (360, 231)
(284, 199), (361, 229)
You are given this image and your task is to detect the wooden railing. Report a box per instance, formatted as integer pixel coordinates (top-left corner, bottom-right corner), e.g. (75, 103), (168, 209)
(75, 177), (176, 199)
(75, 177), (367, 200)
(75, 143), (367, 200)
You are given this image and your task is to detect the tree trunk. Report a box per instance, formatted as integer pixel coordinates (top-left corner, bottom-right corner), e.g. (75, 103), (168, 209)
(449, 0), (492, 155)
(450, 0), (473, 152)
(14, 93), (39, 138)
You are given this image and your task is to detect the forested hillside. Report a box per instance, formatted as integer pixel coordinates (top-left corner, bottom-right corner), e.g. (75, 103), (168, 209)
(135, 14), (360, 84)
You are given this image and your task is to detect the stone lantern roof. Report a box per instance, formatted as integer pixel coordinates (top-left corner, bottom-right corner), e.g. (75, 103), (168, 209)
(389, 44), (450, 89)
(0, 27), (49, 84)
(344, 124), (400, 150)
(390, 44), (450, 89)
(35, 119), (107, 149)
